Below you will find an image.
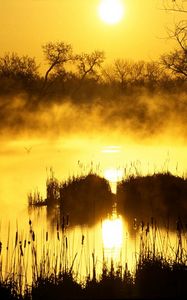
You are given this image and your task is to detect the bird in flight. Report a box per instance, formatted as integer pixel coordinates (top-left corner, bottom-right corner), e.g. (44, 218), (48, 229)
(24, 146), (32, 154)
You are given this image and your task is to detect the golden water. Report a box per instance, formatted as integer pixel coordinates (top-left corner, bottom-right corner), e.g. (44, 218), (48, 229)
(0, 136), (187, 283)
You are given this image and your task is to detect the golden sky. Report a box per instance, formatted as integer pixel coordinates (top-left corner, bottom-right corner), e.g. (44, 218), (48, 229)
(0, 0), (180, 65)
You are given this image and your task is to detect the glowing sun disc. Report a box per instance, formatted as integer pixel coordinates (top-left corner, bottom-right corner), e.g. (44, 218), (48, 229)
(98, 0), (124, 25)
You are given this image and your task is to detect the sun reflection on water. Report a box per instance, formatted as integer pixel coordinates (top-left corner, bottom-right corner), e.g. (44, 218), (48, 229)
(102, 204), (123, 261)
(102, 216), (123, 249)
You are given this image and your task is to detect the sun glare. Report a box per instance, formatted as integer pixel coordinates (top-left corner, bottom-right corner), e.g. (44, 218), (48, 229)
(104, 168), (124, 183)
(102, 216), (123, 249)
(101, 145), (121, 153)
(98, 0), (125, 25)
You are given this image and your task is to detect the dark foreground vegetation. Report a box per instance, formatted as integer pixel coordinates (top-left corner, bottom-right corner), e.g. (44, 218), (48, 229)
(21, 170), (187, 299)
(1, 217), (187, 300)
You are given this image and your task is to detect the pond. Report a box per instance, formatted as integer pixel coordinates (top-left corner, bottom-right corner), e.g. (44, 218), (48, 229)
(0, 136), (187, 284)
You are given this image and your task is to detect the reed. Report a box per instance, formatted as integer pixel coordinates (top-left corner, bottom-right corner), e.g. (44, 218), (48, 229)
(2, 170), (187, 299)
(0, 216), (187, 299)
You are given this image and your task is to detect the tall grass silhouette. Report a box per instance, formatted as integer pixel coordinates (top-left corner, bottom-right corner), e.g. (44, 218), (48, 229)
(1, 216), (187, 299)
(2, 170), (187, 298)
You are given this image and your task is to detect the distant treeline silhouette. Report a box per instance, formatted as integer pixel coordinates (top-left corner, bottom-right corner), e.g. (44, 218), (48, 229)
(0, 41), (186, 138)
(0, 41), (186, 100)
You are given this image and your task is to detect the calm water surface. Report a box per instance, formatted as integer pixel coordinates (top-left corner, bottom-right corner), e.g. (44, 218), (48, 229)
(0, 137), (187, 281)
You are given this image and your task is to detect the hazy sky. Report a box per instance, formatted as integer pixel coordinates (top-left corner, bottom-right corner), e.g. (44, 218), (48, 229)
(0, 0), (180, 65)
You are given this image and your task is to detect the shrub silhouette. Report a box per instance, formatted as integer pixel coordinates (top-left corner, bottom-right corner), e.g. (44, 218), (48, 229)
(84, 264), (133, 300)
(60, 173), (113, 226)
(117, 172), (187, 228)
(135, 258), (187, 298)
(32, 273), (83, 300)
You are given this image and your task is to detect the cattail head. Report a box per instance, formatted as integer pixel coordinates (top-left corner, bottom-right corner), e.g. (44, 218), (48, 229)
(141, 221), (144, 231)
(146, 223), (150, 236)
(15, 231), (18, 248)
(20, 244), (24, 256)
(81, 235), (85, 245)
(133, 218), (137, 230)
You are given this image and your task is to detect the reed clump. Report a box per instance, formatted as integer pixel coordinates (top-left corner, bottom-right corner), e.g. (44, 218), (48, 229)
(1, 216), (187, 299)
(31, 272), (83, 300)
(117, 172), (187, 229)
(84, 262), (133, 299)
(28, 172), (114, 226)
(28, 191), (46, 208)
(59, 173), (113, 226)
(135, 256), (187, 299)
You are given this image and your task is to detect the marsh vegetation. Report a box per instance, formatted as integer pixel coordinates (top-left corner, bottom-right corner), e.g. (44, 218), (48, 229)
(1, 208), (187, 299)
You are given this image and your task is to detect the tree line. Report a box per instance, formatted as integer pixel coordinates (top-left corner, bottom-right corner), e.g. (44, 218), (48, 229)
(0, 18), (186, 101)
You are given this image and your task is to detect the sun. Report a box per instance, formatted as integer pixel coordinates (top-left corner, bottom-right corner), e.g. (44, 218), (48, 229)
(98, 0), (125, 25)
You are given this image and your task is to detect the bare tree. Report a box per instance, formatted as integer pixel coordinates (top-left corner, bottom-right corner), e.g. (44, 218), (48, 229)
(76, 50), (105, 82)
(101, 64), (116, 84)
(170, 21), (187, 50)
(129, 61), (145, 86)
(42, 42), (73, 87)
(144, 61), (163, 86)
(161, 21), (187, 78)
(112, 59), (132, 89)
(161, 49), (187, 77)
(162, 0), (187, 13)
(111, 59), (147, 89)
(0, 52), (39, 81)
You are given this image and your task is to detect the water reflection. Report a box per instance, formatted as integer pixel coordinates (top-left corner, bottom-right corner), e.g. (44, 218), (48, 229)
(1, 137), (187, 286)
(102, 203), (123, 247)
(102, 215), (123, 249)
(0, 206), (186, 288)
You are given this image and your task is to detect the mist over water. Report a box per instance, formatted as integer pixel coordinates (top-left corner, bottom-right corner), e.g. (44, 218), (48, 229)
(0, 90), (187, 283)
(1, 90), (187, 218)
(0, 90), (187, 141)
